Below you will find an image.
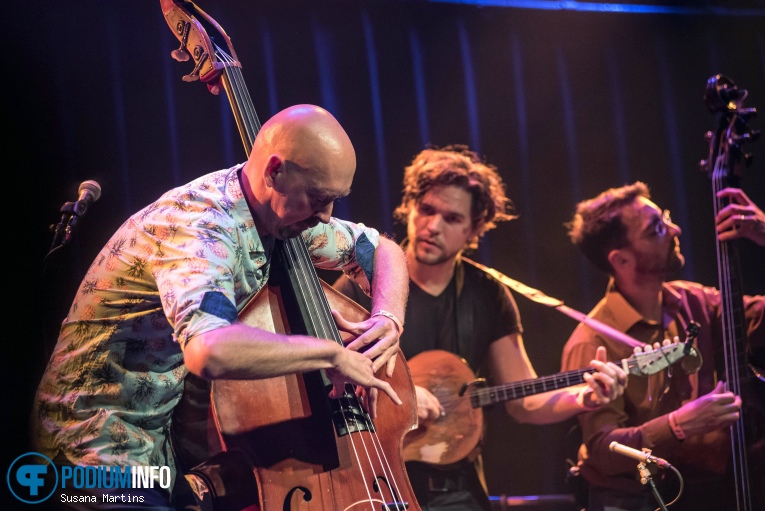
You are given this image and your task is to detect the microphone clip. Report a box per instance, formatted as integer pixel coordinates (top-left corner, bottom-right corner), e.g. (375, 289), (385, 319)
(48, 180), (102, 254)
(49, 201), (77, 251)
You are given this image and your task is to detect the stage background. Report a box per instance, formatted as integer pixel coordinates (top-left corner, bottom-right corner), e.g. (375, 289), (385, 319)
(5, 0), (765, 503)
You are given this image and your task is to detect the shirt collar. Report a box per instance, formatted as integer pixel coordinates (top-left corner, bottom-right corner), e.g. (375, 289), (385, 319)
(602, 278), (683, 331)
(228, 164), (272, 266)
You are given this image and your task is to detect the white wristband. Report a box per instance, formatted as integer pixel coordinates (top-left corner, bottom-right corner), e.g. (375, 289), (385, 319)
(371, 309), (404, 334)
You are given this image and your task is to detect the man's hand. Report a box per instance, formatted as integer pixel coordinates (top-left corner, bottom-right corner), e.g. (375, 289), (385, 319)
(414, 385), (444, 423)
(332, 309), (401, 377)
(673, 380), (741, 436)
(581, 346), (628, 408)
(325, 347), (402, 419)
(715, 188), (765, 246)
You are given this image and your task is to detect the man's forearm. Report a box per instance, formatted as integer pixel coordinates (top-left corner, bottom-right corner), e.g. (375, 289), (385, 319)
(370, 237), (408, 324)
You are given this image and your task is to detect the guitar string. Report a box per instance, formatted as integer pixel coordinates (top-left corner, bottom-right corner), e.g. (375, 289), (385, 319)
(437, 343), (688, 409)
(218, 46), (395, 508)
(456, 368), (593, 407)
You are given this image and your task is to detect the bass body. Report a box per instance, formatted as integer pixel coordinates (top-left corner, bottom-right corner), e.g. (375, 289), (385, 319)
(210, 280), (419, 511)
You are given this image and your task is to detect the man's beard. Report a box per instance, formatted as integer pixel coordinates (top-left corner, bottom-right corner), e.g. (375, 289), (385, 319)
(415, 250), (449, 266)
(413, 239), (458, 266)
(634, 242), (685, 278)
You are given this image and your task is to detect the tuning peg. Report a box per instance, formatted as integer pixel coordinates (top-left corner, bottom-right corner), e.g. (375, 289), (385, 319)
(699, 159), (709, 172)
(183, 50), (208, 82)
(744, 153), (754, 167)
(171, 21), (191, 62)
(738, 107), (757, 121)
(704, 130), (713, 142)
(729, 132), (759, 146)
(171, 48), (190, 62)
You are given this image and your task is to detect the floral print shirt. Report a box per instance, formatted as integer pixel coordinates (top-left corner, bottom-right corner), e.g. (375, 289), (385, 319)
(32, 164), (378, 481)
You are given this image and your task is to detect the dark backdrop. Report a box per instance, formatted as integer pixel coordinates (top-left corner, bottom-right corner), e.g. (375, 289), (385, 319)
(6, 0), (765, 502)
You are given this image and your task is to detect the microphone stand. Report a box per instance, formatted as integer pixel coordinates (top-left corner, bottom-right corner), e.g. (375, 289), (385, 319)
(47, 199), (90, 259)
(637, 462), (669, 511)
(42, 198), (88, 363)
(48, 201), (77, 256)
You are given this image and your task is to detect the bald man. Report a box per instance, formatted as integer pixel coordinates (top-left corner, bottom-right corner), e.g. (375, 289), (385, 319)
(32, 105), (408, 510)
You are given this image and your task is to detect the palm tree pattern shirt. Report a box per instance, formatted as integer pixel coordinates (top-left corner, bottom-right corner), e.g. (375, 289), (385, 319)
(32, 164), (379, 481)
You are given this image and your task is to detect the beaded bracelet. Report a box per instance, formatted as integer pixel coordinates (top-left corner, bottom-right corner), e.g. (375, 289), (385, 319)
(372, 310), (404, 334)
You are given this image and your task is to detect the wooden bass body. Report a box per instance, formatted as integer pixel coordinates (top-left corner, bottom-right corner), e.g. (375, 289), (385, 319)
(210, 281), (420, 511)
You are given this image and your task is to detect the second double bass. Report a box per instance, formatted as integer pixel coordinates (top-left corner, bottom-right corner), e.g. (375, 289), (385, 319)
(160, 1), (420, 510)
(701, 75), (765, 511)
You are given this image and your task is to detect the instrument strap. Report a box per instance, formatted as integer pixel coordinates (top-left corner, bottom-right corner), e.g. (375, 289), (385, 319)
(454, 258), (476, 369)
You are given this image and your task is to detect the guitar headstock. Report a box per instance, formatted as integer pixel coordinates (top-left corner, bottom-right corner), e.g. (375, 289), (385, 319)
(700, 75), (760, 185)
(623, 322), (702, 377)
(160, 0), (241, 95)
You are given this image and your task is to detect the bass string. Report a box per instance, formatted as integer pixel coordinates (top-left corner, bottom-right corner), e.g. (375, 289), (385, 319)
(712, 124), (750, 501)
(713, 148), (742, 397)
(217, 48), (260, 153)
(282, 235), (406, 507)
(162, 5), (417, 503)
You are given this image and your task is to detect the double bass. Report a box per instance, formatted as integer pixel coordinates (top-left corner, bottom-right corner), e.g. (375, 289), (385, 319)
(159, 2), (420, 510)
(701, 74), (765, 511)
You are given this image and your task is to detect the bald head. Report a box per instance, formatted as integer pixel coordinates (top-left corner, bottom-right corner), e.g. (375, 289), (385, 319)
(252, 104), (355, 177)
(243, 105), (357, 238)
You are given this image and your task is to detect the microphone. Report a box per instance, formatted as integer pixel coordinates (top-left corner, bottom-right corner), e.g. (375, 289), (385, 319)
(48, 180), (103, 253)
(58, 180), (101, 246)
(67, 180), (101, 233)
(609, 441), (672, 469)
(73, 180), (102, 217)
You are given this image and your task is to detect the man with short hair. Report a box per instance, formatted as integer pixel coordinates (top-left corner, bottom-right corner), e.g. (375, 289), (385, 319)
(561, 181), (765, 511)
